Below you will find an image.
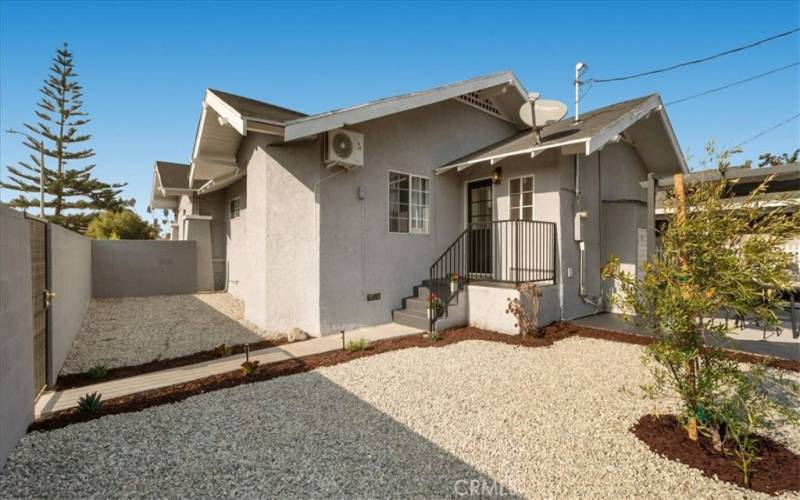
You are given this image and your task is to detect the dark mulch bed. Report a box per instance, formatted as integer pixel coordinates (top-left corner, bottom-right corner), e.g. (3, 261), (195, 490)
(631, 414), (800, 495)
(53, 338), (289, 391)
(32, 323), (621, 432)
(32, 322), (797, 433)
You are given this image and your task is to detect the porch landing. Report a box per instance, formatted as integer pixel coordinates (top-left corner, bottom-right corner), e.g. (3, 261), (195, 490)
(35, 322), (422, 418)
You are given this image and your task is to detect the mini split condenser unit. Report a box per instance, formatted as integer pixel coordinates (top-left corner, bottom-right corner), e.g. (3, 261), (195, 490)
(325, 129), (364, 169)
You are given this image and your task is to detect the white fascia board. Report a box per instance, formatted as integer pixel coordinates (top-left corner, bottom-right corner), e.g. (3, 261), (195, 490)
(191, 104), (209, 165)
(149, 168), (162, 210)
(434, 137), (591, 175)
(656, 102), (689, 173)
(586, 96), (660, 156)
(197, 169), (246, 195)
(283, 72), (526, 141)
(244, 119), (285, 136)
(206, 90), (246, 135)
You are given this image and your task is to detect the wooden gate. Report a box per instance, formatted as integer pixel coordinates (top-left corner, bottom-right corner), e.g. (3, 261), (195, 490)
(28, 217), (48, 394)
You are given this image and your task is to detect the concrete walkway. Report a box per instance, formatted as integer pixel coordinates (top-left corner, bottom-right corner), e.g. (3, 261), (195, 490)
(573, 312), (800, 361)
(36, 323), (421, 417)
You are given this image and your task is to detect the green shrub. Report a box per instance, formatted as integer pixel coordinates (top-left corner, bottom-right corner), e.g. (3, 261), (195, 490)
(346, 338), (370, 352)
(428, 331), (441, 341)
(602, 145), (800, 487)
(215, 344), (233, 357)
(77, 392), (103, 414)
(240, 360), (259, 376)
(87, 364), (109, 380)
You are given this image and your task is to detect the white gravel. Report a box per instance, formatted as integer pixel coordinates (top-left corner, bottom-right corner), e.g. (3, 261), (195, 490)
(61, 293), (282, 374)
(4, 337), (799, 498)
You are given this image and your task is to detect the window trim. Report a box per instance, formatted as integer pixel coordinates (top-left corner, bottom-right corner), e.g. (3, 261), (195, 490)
(229, 197), (241, 219)
(508, 174), (534, 221)
(387, 170), (431, 235)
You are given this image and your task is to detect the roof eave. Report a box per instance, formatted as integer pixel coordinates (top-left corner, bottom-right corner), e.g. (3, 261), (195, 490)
(283, 71), (528, 141)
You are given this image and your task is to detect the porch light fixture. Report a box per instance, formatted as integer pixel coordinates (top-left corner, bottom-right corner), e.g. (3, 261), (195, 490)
(492, 167), (502, 184)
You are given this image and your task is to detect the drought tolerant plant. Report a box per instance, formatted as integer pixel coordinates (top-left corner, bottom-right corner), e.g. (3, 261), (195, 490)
(346, 338), (370, 352)
(506, 282), (541, 337)
(602, 146), (800, 487)
(86, 364), (108, 380)
(214, 343), (233, 357)
(77, 392), (103, 414)
(240, 360), (259, 376)
(426, 293), (444, 319)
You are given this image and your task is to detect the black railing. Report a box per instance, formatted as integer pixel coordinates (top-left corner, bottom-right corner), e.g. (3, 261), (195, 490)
(428, 219), (557, 331)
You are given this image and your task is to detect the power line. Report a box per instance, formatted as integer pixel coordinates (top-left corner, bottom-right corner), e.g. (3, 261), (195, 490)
(735, 114), (800, 148)
(587, 28), (799, 84)
(665, 62), (799, 106)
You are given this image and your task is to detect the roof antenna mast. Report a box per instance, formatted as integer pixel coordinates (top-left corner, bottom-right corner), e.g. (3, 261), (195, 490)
(574, 62), (588, 123)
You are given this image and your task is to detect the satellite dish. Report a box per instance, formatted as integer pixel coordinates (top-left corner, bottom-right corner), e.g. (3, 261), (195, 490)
(519, 99), (568, 127)
(332, 132), (354, 158)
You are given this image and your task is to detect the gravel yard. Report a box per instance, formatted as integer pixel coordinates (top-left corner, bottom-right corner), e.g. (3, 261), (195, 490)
(61, 293), (281, 374)
(5, 337), (800, 498)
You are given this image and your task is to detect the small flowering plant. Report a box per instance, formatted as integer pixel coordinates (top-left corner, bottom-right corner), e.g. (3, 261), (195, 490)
(426, 292), (443, 310)
(447, 272), (460, 283)
(426, 293), (444, 320)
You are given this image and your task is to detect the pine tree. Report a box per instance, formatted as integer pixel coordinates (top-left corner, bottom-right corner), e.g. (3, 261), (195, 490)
(1, 43), (132, 232)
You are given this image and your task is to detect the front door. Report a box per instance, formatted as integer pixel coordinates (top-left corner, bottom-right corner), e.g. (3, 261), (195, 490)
(467, 179), (493, 275)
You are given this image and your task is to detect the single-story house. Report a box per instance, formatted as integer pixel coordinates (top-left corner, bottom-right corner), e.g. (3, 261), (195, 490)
(149, 71), (687, 336)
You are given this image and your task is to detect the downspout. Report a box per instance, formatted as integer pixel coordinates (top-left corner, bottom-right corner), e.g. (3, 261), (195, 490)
(580, 150), (603, 310)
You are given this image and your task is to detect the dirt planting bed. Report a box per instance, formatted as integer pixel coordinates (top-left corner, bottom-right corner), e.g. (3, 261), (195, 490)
(54, 338), (289, 391)
(33, 322), (796, 434)
(632, 414), (800, 495)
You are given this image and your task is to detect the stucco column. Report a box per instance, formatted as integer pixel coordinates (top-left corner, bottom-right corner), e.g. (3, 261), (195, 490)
(184, 215), (214, 291)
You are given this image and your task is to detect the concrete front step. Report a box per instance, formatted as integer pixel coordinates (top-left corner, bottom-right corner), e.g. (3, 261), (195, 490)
(392, 309), (430, 331)
(402, 297), (429, 314)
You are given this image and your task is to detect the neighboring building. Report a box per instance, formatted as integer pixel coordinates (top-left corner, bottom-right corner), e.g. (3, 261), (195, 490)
(150, 71), (686, 336)
(651, 163), (800, 279)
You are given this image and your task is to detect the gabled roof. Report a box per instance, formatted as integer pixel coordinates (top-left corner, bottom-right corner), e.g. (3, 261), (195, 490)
(189, 71), (531, 186)
(155, 161), (197, 190)
(208, 89), (306, 124)
(282, 71), (529, 140)
(150, 161), (201, 210)
(436, 94), (687, 177)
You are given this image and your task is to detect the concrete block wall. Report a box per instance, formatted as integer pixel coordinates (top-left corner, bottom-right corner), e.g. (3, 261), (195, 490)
(0, 205), (34, 470)
(48, 224), (92, 386)
(92, 240), (197, 298)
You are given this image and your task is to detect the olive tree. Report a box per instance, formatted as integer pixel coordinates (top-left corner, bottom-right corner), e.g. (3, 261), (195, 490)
(602, 150), (799, 486)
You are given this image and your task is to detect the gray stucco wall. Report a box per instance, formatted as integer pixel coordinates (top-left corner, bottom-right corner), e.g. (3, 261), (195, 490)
(0, 205), (34, 470)
(224, 178), (247, 299)
(49, 224), (91, 385)
(198, 189), (228, 290)
(599, 142), (649, 312)
(317, 99), (519, 335)
(92, 240), (197, 298)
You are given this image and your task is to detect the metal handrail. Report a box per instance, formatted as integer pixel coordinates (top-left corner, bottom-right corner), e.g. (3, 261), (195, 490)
(428, 219), (557, 332)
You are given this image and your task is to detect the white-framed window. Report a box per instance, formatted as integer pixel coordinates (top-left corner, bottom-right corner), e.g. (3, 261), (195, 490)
(229, 198), (241, 219)
(509, 175), (533, 220)
(389, 171), (430, 234)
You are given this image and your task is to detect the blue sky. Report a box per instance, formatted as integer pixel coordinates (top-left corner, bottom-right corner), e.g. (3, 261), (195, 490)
(1, 0), (798, 221)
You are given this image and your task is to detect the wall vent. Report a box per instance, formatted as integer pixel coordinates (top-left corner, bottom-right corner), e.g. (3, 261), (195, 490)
(456, 92), (507, 120)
